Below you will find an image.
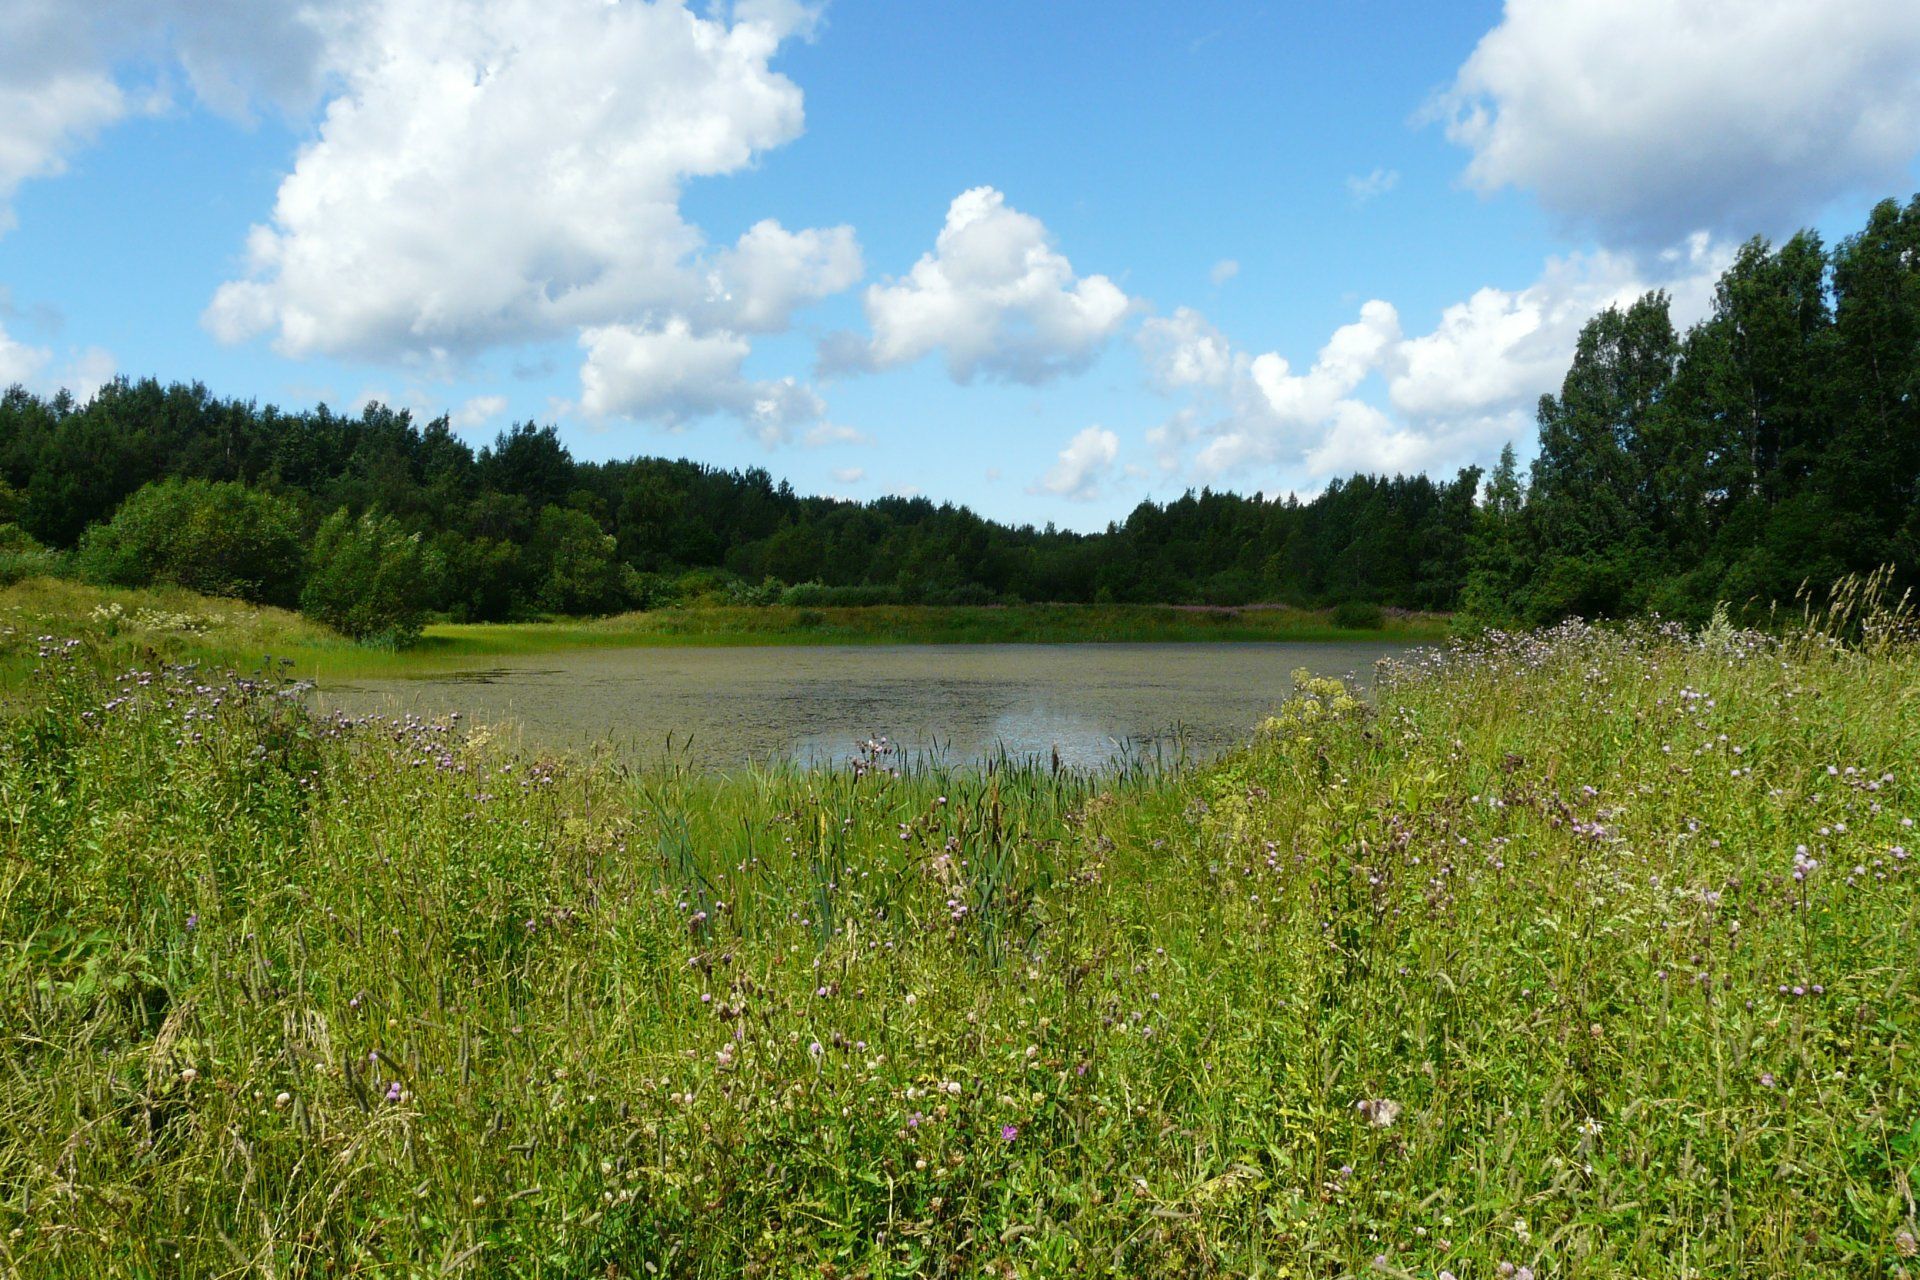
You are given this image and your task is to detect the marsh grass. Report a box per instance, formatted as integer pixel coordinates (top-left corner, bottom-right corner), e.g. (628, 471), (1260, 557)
(0, 591), (1916, 1276)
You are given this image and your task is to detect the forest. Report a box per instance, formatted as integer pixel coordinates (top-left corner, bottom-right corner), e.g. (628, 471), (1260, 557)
(1, 195), (1915, 641)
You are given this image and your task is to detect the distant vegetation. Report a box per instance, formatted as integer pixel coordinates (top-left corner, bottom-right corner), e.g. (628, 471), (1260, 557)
(0, 578), (1444, 690)
(0, 195), (1915, 642)
(4, 587), (1914, 1274)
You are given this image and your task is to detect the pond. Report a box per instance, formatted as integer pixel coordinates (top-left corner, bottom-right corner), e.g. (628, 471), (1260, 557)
(317, 641), (1413, 773)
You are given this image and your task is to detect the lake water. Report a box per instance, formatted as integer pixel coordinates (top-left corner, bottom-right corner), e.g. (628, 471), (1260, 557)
(317, 641), (1411, 773)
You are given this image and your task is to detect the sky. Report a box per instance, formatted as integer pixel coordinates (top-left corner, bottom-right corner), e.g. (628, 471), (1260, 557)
(2, 0), (1918, 531)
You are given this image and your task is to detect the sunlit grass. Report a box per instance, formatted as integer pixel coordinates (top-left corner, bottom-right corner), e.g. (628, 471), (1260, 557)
(0, 596), (1915, 1275)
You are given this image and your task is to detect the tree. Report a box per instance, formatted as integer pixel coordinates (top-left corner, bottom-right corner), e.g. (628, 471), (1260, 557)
(531, 506), (628, 615)
(77, 478), (305, 604)
(300, 509), (436, 644)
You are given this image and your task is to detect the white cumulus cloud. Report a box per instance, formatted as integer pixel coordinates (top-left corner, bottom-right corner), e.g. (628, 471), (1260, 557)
(1145, 237), (1731, 485)
(451, 393), (508, 430)
(204, 0), (825, 361)
(705, 219), (862, 334)
(578, 317), (824, 444)
(1032, 425), (1120, 502)
(0, 319), (115, 402)
(0, 321), (52, 389)
(1436, 0), (1920, 245)
(830, 187), (1134, 384)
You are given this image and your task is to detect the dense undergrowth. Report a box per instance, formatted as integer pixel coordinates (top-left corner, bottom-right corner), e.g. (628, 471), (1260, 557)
(0, 595), (1917, 1276)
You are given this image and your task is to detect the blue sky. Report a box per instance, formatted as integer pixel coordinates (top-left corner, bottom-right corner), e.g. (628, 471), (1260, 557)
(2, 0), (1917, 529)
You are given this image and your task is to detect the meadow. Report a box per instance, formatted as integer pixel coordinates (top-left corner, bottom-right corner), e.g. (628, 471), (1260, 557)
(0, 592), (1916, 1276)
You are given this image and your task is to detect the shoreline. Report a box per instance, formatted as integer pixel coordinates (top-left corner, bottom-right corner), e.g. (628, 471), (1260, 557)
(0, 578), (1451, 684)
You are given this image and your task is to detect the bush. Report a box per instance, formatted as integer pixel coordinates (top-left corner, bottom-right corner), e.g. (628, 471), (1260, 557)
(0, 523), (65, 585)
(76, 478), (304, 605)
(1331, 599), (1385, 629)
(299, 509), (436, 645)
(780, 581), (901, 608)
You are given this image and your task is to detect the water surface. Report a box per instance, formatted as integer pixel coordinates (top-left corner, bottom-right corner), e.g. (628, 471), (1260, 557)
(319, 642), (1408, 772)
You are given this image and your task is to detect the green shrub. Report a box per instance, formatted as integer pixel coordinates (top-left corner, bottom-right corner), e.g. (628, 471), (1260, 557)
(299, 509), (435, 645)
(780, 581), (901, 607)
(75, 478), (304, 604)
(0, 523), (65, 585)
(1331, 598), (1385, 629)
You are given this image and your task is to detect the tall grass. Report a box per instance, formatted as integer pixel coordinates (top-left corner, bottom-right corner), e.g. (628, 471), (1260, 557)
(0, 600), (1915, 1275)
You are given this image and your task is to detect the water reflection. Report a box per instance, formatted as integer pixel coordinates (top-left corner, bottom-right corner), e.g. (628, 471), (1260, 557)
(318, 641), (1409, 773)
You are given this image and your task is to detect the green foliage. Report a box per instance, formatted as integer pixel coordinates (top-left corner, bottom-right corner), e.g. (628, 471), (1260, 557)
(0, 522), (64, 586)
(1330, 598), (1384, 629)
(299, 508), (435, 645)
(1508, 196), (1920, 621)
(0, 386), (1486, 623)
(529, 504), (628, 615)
(2, 616), (1916, 1275)
(74, 477), (304, 605)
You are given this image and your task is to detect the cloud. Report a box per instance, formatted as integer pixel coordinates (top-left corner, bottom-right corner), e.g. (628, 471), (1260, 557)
(451, 393), (507, 430)
(577, 317), (824, 444)
(1145, 236), (1731, 484)
(1032, 425), (1120, 501)
(0, 319), (114, 402)
(1345, 168), (1399, 204)
(204, 0), (824, 361)
(830, 466), (865, 484)
(705, 219), (862, 333)
(802, 422), (872, 448)
(1435, 0), (1920, 245)
(829, 186), (1134, 384)
(1137, 307), (1235, 391)
(0, 1), (337, 232)
(1209, 258), (1240, 285)
(0, 321), (51, 389)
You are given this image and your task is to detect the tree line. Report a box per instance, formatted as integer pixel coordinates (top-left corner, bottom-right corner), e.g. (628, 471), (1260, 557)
(1, 195), (1915, 640)
(1468, 196), (1920, 623)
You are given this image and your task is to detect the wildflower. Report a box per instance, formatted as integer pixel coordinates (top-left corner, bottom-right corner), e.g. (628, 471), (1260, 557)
(184, 913), (198, 931)
(274, 1092), (291, 1109)
(1896, 1229), (1918, 1258)
(1000, 1124), (1019, 1143)
(385, 1081), (403, 1102)
(1354, 1098), (1401, 1128)
(808, 1041), (823, 1059)
(179, 1068), (198, 1085)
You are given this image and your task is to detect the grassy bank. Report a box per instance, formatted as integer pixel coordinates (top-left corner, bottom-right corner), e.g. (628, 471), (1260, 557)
(0, 578), (1448, 686)
(2, 602), (1917, 1275)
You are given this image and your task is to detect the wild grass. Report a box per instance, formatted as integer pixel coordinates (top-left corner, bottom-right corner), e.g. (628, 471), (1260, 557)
(0, 578), (1449, 691)
(0, 596), (1916, 1276)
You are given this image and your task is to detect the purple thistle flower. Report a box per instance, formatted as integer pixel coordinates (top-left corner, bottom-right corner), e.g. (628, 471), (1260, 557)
(1000, 1124), (1019, 1143)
